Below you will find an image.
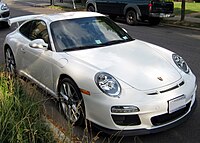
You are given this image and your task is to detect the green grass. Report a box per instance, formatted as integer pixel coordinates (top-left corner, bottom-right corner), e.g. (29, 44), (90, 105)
(47, 4), (85, 11)
(174, 2), (200, 15)
(0, 70), (100, 143)
(0, 71), (56, 143)
(0, 68), (127, 143)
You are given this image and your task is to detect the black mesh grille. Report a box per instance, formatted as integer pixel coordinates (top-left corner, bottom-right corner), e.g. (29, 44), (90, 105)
(112, 115), (141, 126)
(1, 11), (10, 18)
(151, 102), (191, 126)
(147, 81), (185, 95)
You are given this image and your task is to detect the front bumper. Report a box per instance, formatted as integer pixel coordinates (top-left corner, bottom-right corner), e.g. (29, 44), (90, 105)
(149, 13), (175, 18)
(83, 72), (197, 135)
(92, 98), (197, 136)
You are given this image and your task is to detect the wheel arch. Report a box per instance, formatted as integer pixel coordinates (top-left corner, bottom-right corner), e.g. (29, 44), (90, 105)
(57, 74), (81, 95)
(3, 43), (17, 74)
(86, 1), (97, 12)
(4, 44), (11, 55)
(124, 5), (142, 19)
(3, 44), (15, 64)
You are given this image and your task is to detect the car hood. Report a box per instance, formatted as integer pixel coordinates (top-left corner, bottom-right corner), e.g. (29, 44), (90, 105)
(68, 40), (181, 90)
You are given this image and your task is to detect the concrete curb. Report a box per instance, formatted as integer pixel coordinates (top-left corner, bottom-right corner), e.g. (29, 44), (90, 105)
(161, 22), (200, 31)
(44, 115), (71, 143)
(32, 3), (50, 8)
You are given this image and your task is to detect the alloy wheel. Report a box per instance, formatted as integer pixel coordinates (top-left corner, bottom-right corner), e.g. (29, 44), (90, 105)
(126, 10), (137, 25)
(59, 79), (83, 125)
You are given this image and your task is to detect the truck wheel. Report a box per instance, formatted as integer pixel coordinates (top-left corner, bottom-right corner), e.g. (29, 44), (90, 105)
(126, 10), (138, 25)
(87, 5), (95, 12)
(149, 18), (161, 25)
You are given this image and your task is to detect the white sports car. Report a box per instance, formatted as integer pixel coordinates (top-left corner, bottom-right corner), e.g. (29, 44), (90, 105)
(4, 12), (197, 135)
(0, 0), (10, 27)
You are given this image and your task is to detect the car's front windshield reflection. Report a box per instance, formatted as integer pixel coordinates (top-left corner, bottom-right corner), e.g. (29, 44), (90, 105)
(50, 16), (133, 52)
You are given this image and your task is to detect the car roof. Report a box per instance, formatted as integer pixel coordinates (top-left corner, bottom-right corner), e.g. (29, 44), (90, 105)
(9, 12), (105, 27)
(40, 11), (105, 22)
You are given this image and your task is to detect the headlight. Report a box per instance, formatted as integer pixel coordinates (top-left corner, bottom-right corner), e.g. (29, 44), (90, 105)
(95, 72), (121, 97)
(172, 54), (189, 73)
(1, 4), (8, 10)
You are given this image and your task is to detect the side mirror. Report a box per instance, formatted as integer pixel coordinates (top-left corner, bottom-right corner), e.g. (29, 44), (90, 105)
(29, 39), (48, 50)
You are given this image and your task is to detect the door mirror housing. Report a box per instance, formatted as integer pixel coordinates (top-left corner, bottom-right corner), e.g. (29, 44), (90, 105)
(29, 39), (48, 50)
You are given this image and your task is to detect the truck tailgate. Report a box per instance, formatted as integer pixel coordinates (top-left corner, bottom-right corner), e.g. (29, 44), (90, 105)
(152, 2), (174, 13)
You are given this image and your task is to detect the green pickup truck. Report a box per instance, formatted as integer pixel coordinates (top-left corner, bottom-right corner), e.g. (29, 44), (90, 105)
(86, 0), (174, 25)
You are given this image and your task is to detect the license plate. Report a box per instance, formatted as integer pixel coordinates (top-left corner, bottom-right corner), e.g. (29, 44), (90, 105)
(165, 14), (171, 17)
(168, 95), (186, 114)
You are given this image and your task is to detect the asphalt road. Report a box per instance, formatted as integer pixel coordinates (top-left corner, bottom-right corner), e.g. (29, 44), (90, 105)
(0, 1), (200, 143)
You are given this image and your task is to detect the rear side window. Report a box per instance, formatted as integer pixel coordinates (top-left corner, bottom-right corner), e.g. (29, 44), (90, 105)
(29, 21), (49, 43)
(19, 20), (49, 44)
(19, 21), (32, 38)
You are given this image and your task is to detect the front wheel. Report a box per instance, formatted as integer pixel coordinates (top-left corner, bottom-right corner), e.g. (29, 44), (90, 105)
(4, 22), (10, 28)
(0, 21), (10, 28)
(126, 10), (138, 25)
(87, 5), (95, 12)
(58, 78), (85, 126)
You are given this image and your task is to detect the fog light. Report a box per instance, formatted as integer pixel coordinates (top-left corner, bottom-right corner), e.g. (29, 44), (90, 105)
(111, 106), (139, 113)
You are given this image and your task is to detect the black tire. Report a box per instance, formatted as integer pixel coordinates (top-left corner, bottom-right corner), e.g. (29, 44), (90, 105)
(126, 10), (138, 25)
(149, 18), (161, 26)
(4, 22), (10, 28)
(87, 5), (95, 12)
(0, 21), (10, 29)
(2, 21), (10, 28)
(5, 47), (16, 75)
(58, 78), (85, 126)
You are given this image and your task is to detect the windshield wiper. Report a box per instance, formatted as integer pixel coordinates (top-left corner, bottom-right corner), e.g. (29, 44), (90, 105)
(62, 44), (101, 52)
(62, 40), (131, 52)
(99, 40), (127, 46)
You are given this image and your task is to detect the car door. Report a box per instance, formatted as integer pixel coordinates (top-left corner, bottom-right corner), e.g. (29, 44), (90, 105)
(18, 20), (54, 90)
(96, 0), (124, 15)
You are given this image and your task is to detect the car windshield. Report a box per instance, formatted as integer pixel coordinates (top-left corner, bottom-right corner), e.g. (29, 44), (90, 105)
(50, 16), (133, 52)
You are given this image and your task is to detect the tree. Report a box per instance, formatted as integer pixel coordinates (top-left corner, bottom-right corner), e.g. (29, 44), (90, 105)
(50, 0), (54, 5)
(181, 0), (185, 21)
